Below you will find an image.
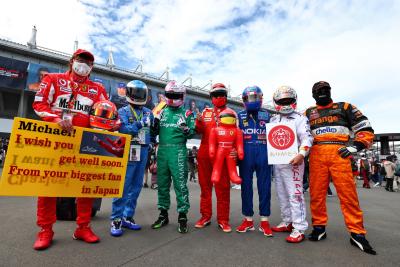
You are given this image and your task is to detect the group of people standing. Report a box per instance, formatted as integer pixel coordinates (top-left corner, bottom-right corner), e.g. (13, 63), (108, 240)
(30, 48), (376, 255)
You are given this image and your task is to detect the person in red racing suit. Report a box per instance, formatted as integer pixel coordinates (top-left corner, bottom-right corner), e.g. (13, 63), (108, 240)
(32, 49), (108, 250)
(305, 81), (376, 255)
(195, 83), (237, 233)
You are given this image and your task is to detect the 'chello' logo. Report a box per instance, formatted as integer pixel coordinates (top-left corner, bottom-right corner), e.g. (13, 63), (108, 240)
(268, 125), (295, 150)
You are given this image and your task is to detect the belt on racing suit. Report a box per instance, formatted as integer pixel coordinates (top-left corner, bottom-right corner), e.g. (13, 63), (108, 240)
(218, 142), (234, 148)
(313, 141), (347, 145)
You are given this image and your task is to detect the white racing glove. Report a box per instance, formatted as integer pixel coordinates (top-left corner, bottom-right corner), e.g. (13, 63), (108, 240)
(140, 116), (151, 128)
(177, 115), (190, 134)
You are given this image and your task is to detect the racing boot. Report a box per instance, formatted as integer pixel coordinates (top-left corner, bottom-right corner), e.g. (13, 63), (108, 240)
(286, 229), (305, 243)
(73, 225), (100, 243)
(195, 217), (211, 228)
(259, 221), (273, 237)
(151, 209), (169, 229)
(218, 221), (232, 233)
(272, 222), (293, 232)
(308, 226), (327, 241)
(110, 219), (123, 237)
(33, 227), (54, 250)
(350, 233), (377, 255)
(122, 217), (141, 231)
(177, 213), (188, 234)
(236, 218), (255, 233)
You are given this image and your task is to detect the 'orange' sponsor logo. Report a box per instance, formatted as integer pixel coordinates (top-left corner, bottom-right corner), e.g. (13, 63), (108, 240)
(310, 115), (338, 125)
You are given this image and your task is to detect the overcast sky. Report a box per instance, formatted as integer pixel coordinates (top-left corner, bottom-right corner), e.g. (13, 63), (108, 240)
(1, 0), (399, 133)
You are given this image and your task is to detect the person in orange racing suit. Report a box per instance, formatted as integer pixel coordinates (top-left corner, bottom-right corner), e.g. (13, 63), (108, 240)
(209, 109), (244, 184)
(195, 83), (237, 233)
(32, 49), (107, 250)
(305, 81), (376, 255)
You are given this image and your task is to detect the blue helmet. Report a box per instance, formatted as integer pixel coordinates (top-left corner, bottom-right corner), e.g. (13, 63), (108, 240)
(242, 86), (263, 111)
(126, 80), (148, 106)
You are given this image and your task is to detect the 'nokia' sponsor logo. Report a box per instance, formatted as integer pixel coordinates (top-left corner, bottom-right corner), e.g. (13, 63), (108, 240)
(242, 128), (266, 135)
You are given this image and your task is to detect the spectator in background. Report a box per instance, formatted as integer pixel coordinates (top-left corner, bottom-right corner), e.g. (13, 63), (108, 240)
(188, 146), (198, 182)
(392, 156), (399, 192)
(383, 156), (396, 192)
(28, 67), (49, 91)
(372, 160), (383, 187)
(350, 155), (359, 184)
(359, 153), (371, 188)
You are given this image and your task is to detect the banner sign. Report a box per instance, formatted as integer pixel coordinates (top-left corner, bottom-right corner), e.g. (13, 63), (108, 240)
(26, 63), (61, 92)
(266, 122), (298, 165)
(0, 118), (131, 198)
(0, 56), (29, 90)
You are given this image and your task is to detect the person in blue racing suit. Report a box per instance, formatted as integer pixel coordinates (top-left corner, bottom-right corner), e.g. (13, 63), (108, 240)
(237, 86), (273, 236)
(110, 80), (154, 237)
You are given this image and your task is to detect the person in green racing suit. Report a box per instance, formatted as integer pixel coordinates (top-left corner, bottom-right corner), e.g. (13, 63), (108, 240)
(151, 81), (195, 233)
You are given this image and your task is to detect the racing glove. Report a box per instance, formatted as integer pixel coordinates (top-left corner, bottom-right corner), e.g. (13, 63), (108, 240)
(140, 116), (151, 128)
(177, 116), (190, 134)
(338, 146), (358, 158)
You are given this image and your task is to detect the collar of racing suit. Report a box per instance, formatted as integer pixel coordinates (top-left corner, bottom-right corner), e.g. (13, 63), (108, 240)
(316, 101), (334, 109)
(68, 71), (89, 83)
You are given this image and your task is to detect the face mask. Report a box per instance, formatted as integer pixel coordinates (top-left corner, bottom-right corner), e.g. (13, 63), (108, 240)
(212, 97), (227, 108)
(72, 61), (92, 76)
(313, 87), (332, 106)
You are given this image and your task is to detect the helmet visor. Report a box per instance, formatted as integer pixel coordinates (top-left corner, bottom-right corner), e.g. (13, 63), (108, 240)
(127, 87), (147, 101)
(275, 98), (296, 106)
(220, 114), (236, 124)
(243, 93), (262, 103)
(165, 92), (184, 100)
(210, 90), (227, 98)
(93, 108), (115, 119)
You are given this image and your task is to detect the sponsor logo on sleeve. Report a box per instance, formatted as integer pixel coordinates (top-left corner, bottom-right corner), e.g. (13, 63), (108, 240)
(352, 120), (371, 132)
(39, 82), (47, 90)
(58, 78), (67, 87)
(89, 87), (98, 95)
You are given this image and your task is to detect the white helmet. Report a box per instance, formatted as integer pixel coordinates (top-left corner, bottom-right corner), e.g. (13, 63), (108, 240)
(273, 85), (297, 114)
(165, 80), (185, 107)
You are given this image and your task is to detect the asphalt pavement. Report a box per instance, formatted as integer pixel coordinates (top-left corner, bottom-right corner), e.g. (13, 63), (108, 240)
(0, 171), (399, 267)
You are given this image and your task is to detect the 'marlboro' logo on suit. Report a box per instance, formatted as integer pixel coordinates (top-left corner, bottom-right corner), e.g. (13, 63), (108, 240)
(266, 122), (298, 165)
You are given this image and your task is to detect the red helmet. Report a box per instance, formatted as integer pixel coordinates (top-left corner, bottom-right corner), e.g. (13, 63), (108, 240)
(210, 83), (228, 97)
(210, 83), (228, 107)
(90, 100), (119, 130)
(219, 109), (236, 126)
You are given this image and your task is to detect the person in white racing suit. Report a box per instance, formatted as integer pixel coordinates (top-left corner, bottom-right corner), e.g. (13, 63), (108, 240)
(270, 86), (313, 243)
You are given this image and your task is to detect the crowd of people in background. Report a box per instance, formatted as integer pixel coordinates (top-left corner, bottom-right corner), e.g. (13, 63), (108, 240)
(301, 153), (400, 193)
(0, 137), (9, 167)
